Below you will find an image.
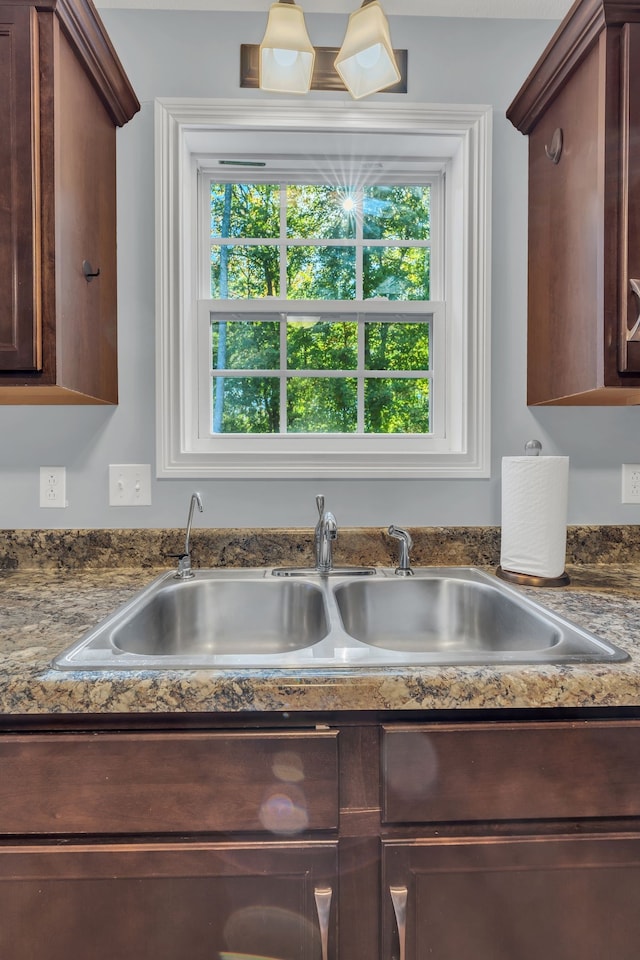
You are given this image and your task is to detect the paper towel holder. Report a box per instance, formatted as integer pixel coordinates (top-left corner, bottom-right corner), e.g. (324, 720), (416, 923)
(496, 566), (570, 587)
(496, 438), (570, 588)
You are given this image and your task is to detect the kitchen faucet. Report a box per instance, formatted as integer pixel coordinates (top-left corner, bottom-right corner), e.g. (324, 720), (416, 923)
(388, 525), (414, 576)
(315, 495), (337, 575)
(171, 491), (204, 579)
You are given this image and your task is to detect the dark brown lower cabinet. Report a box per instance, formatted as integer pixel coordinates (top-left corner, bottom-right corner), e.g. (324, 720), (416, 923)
(0, 840), (337, 960)
(4, 718), (640, 960)
(382, 835), (640, 960)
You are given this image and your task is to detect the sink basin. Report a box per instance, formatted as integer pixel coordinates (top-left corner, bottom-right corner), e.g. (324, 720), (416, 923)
(111, 577), (328, 656)
(334, 576), (563, 653)
(52, 567), (628, 671)
(53, 571), (330, 669)
(333, 570), (627, 662)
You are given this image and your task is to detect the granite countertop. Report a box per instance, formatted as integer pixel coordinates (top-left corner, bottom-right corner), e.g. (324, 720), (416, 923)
(2, 561), (640, 715)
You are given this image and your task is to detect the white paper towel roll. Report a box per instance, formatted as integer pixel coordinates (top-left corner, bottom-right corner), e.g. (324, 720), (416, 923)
(500, 455), (569, 579)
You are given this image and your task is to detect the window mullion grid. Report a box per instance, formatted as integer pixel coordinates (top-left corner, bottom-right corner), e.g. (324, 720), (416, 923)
(355, 192), (364, 432)
(280, 313), (288, 434)
(280, 183), (287, 298)
(357, 314), (365, 433)
(355, 188), (364, 300)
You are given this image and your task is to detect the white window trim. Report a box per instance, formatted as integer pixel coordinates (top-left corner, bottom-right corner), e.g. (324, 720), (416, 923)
(155, 98), (492, 479)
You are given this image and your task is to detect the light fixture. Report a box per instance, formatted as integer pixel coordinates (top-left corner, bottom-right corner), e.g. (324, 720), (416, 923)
(335, 0), (401, 100)
(259, 0), (316, 94)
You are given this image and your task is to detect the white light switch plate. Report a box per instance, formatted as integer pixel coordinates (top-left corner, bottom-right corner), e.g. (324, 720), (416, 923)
(109, 464), (152, 506)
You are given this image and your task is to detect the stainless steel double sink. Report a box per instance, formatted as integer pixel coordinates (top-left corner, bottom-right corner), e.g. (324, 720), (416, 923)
(52, 567), (628, 671)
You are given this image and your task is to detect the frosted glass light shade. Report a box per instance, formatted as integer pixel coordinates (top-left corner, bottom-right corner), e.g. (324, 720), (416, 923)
(259, 1), (316, 94)
(335, 1), (400, 100)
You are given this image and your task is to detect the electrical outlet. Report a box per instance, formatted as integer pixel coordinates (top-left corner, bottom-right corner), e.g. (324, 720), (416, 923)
(621, 464), (640, 503)
(109, 464), (152, 506)
(40, 466), (67, 508)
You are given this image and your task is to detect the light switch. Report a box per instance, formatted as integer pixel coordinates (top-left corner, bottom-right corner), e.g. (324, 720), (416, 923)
(109, 464), (152, 506)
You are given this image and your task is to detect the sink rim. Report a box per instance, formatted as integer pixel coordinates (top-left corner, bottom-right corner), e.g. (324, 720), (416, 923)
(50, 566), (630, 672)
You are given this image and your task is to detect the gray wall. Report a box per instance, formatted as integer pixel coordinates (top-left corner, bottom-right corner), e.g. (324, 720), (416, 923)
(2, 10), (639, 530)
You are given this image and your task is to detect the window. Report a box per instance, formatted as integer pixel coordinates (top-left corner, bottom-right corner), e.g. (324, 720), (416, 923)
(201, 303), (440, 438)
(156, 100), (491, 477)
(207, 181), (431, 302)
(203, 177), (436, 437)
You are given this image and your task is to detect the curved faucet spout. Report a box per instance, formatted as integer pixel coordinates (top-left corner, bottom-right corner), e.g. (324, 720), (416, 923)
(185, 492), (204, 557)
(173, 492), (204, 579)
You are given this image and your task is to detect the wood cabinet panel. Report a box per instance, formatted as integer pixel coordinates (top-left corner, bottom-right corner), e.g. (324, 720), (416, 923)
(0, 5), (40, 371)
(0, 0), (138, 402)
(382, 835), (640, 960)
(4, 715), (640, 959)
(619, 22), (640, 372)
(0, 840), (337, 960)
(382, 720), (640, 823)
(52, 24), (118, 400)
(507, 0), (640, 404)
(0, 730), (339, 835)
(525, 43), (603, 404)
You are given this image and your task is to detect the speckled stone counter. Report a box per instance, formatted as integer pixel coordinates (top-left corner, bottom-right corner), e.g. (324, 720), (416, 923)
(3, 524), (640, 570)
(2, 556), (640, 716)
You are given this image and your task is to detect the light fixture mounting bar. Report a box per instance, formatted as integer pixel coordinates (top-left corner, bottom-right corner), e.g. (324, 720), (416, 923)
(240, 43), (407, 93)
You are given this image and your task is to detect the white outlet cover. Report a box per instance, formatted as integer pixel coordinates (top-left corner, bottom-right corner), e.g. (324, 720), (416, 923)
(40, 466), (67, 508)
(109, 464), (152, 506)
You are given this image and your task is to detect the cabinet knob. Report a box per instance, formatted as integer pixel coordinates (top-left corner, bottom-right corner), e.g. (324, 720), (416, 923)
(390, 885), (408, 960)
(544, 127), (563, 164)
(314, 886), (332, 960)
(82, 260), (101, 282)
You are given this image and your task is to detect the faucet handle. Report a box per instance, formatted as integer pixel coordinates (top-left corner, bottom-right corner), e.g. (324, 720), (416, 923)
(316, 494), (325, 519)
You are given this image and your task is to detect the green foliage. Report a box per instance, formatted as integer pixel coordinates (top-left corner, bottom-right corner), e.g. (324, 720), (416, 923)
(208, 180), (431, 434)
(287, 247), (356, 300)
(211, 321), (280, 370)
(212, 376), (280, 433)
(288, 321), (357, 371)
(287, 185), (356, 239)
(210, 246), (280, 299)
(210, 183), (279, 238)
(363, 185), (430, 241)
(365, 378), (430, 434)
(365, 322), (430, 371)
(288, 379), (357, 433)
(364, 247), (430, 300)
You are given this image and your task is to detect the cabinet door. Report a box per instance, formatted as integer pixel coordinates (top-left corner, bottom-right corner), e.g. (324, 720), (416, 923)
(0, 5), (41, 371)
(52, 22), (119, 402)
(0, 840), (337, 960)
(525, 41), (603, 403)
(619, 22), (640, 373)
(382, 835), (640, 960)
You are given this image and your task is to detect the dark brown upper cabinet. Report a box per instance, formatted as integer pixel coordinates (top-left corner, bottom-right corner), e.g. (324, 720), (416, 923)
(0, 0), (139, 404)
(507, 0), (640, 405)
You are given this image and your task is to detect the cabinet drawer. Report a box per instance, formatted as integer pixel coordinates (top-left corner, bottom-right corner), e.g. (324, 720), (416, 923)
(382, 722), (640, 824)
(0, 730), (339, 836)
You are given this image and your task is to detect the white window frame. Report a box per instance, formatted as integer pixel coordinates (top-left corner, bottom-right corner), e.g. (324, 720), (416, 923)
(155, 98), (492, 478)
